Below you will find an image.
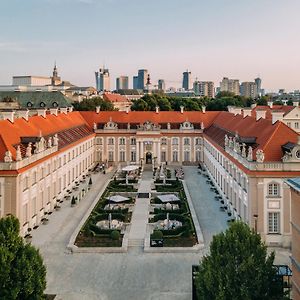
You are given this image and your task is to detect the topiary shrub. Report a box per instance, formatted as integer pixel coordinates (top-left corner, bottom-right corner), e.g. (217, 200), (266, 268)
(110, 230), (120, 240)
(151, 230), (163, 240)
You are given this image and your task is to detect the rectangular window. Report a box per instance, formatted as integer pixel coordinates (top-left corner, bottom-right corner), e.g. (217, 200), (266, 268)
(268, 212), (280, 234)
(295, 122), (299, 129)
(196, 151), (201, 162)
(172, 138), (178, 145)
(184, 151), (190, 162)
(108, 151), (114, 162)
(161, 151), (166, 162)
(172, 151), (178, 162)
(119, 151), (125, 162)
(131, 151), (136, 162)
(268, 183), (279, 196)
(32, 197), (37, 215)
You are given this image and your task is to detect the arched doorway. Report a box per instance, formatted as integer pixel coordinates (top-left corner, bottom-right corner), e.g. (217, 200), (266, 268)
(146, 152), (152, 164)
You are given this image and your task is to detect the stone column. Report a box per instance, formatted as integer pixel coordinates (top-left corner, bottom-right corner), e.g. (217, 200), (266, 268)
(136, 141), (139, 163)
(140, 141), (144, 159)
(157, 140), (161, 164)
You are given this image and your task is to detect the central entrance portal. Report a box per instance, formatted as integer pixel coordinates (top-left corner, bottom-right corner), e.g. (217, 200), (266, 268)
(146, 152), (152, 164)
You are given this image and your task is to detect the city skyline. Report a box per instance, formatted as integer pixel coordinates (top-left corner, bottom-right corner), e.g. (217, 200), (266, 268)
(1, 0), (300, 91)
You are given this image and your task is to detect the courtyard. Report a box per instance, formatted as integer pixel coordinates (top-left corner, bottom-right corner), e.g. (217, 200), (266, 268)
(31, 166), (290, 300)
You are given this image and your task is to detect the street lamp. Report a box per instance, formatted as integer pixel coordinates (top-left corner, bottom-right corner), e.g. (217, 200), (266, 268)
(253, 214), (258, 233)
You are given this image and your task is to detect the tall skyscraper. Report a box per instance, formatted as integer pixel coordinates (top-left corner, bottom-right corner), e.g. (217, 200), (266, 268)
(158, 79), (166, 91)
(137, 69), (148, 90)
(220, 77), (240, 95)
(254, 77), (262, 96)
(193, 81), (215, 98)
(240, 82), (258, 99)
(133, 76), (138, 89)
(116, 76), (129, 90)
(95, 67), (110, 91)
(182, 70), (192, 90)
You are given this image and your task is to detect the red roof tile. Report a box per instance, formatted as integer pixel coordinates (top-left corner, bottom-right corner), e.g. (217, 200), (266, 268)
(103, 93), (129, 103)
(251, 105), (295, 120)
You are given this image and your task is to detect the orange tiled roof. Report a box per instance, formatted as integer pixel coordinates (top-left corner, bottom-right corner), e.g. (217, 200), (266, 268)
(0, 112), (92, 160)
(80, 111), (221, 128)
(103, 93), (129, 103)
(207, 111), (299, 161)
(251, 105), (295, 120)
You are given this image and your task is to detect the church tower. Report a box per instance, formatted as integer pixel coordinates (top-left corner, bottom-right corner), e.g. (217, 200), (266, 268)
(51, 62), (61, 86)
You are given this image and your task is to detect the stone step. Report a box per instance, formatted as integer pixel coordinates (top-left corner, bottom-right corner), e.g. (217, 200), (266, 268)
(128, 239), (144, 247)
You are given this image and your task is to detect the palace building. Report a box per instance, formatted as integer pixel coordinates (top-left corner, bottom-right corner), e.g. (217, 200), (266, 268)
(0, 107), (299, 248)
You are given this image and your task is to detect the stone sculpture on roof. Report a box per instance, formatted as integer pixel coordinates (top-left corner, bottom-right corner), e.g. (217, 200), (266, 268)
(26, 143), (32, 157)
(256, 149), (265, 163)
(53, 134), (59, 146)
(247, 146), (253, 161)
(4, 151), (12, 162)
(16, 146), (22, 161)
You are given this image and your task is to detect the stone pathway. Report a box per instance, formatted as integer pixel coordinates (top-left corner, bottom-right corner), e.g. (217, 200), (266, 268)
(128, 169), (152, 249)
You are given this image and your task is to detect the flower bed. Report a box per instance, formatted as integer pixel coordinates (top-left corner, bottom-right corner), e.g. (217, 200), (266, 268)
(74, 180), (134, 247)
(150, 180), (197, 247)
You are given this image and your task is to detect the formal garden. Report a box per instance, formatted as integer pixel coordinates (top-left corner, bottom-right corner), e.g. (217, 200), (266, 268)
(149, 179), (198, 247)
(75, 179), (137, 247)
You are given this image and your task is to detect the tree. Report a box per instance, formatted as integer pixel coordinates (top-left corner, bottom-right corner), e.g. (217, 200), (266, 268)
(0, 215), (46, 299)
(72, 97), (115, 111)
(195, 222), (282, 300)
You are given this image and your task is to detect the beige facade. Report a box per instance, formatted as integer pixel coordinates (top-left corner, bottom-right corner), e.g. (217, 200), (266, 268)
(285, 179), (300, 299)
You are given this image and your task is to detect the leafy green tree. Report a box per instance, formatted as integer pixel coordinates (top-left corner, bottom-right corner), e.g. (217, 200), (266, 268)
(215, 91), (236, 98)
(72, 97), (115, 111)
(131, 99), (149, 111)
(287, 99), (293, 106)
(195, 222), (282, 300)
(0, 215), (46, 300)
(157, 98), (172, 111)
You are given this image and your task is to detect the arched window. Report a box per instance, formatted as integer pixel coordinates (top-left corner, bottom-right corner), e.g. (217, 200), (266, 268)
(108, 138), (114, 145)
(268, 183), (280, 196)
(130, 138), (136, 145)
(27, 101), (33, 108)
(52, 101), (58, 108)
(172, 138), (178, 145)
(184, 138), (190, 145)
(40, 102), (46, 108)
(119, 137), (125, 145)
(195, 138), (201, 145)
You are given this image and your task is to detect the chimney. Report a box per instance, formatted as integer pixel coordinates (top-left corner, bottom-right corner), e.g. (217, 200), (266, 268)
(251, 103), (257, 109)
(60, 107), (68, 114)
(68, 106), (73, 112)
(233, 107), (242, 115)
(17, 110), (29, 121)
(37, 109), (47, 118)
(267, 101), (273, 108)
(180, 106), (184, 114)
(202, 106), (206, 113)
(125, 106), (130, 114)
(242, 108), (252, 118)
(155, 106), (159, 114)
(49, 108), (58, 116)
(227, 106), (235, 114)
(293, 101), (299, 107)
(256, 110), (266, 121)
(2, 111), (15, 123)
(96, 106), (100, 114)
(271, 111), (284, 124)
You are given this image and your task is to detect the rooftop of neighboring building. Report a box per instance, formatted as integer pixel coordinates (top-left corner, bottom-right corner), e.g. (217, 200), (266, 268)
(286, 177), (300, 192)
(117, 89), (143, 95)
(103, 92), (130, 103)
(0, 91), (72, 109)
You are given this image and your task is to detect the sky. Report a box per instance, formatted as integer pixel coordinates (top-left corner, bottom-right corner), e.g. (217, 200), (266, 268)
(0, 0), (300, 92)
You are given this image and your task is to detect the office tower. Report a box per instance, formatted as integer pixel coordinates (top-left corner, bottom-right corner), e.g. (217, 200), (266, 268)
(193, 81), (215, 98)
(116, 76), (129, 90)
(254, 77), (262, 96)
(182, 70), (192, 90)
(137, 69), (148, 90)
(133, 76), (139, 89)
(95, 67), (110, 92)
(240, 82), (258, 99)
(158, 79), (166, 91)
(220, 77), (240, 95)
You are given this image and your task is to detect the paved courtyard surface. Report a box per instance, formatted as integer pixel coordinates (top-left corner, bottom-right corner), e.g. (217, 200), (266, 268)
(31, 166), (290, 299)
